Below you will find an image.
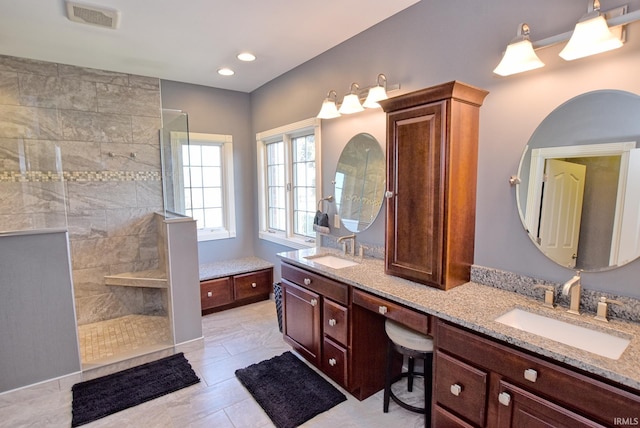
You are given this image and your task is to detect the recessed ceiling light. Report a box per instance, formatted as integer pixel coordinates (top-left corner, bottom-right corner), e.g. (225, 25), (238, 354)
(237, 52), (256, 62)
(217, 67), (235, 76)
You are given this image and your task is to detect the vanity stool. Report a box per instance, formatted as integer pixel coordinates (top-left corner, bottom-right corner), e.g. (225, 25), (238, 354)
(383, 319), (433, 427)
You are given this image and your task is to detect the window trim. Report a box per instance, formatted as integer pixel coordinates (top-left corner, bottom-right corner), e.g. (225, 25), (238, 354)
(256, 118), (322, 249)
(171, 131), (236, 242)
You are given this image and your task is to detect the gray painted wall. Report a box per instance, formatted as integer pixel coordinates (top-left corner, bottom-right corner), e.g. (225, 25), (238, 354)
(160, 81), (254, 264)
(249, 0), (640, 298)
(0, 230), (80, 393)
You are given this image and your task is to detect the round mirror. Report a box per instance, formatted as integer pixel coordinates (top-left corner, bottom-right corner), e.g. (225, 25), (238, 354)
(516, 89), (640, 271)
(335, 133), (385, 233)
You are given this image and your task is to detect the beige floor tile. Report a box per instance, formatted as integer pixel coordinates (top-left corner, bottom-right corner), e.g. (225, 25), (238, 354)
(1, 299), (428, 428)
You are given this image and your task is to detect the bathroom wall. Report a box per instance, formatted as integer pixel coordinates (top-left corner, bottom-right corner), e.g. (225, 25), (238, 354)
(250, 0), (640, 298)
(0, 55), (166, 324)
(0, 230), (80, 393)
(160, 81), (253, 264)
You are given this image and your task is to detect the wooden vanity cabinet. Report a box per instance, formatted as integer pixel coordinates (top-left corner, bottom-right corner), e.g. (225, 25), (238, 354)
(379, 81), (488, 290)
(434, 319), (640, 427)
(281, 263), (349, 387)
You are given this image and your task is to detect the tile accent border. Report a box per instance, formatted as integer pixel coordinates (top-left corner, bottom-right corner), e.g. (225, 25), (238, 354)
(0, 170), (161, 182)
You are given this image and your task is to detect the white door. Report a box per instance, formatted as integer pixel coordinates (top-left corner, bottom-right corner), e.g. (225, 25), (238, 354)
(614, 149), (640, 265)
(539, 159), (587, 268)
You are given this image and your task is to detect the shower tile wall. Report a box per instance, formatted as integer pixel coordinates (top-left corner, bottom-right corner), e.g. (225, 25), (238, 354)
(0, 54), (165, 325)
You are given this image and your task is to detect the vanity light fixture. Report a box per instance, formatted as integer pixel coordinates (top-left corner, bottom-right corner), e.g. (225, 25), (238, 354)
(317, 90), (341, 119)
(363, 74), (389, 108)
(317, 74), (400, 119)
(339, 83), (365, 114)
(493, 1), (639, 76)
(493, 23), (545, 76)
(559, 0), (623, 60)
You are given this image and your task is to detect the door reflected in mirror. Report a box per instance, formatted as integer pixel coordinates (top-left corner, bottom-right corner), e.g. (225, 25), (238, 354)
(335, 133), (385, 233)
(517, 90), (640, 271)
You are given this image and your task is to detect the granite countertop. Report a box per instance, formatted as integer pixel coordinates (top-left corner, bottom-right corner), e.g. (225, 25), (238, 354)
(277, 247), (640, 391)
(200, 257), (274, 281)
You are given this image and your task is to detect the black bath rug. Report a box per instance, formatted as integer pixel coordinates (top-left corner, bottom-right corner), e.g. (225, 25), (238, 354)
(235, 351), (347, 428)
(71, 352), (200, 427)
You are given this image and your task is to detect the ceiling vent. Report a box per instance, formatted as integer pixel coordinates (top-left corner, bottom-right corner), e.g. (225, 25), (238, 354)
(65, 1), (120, 29)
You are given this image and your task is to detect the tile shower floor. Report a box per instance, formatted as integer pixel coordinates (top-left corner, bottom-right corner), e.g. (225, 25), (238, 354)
(1, 300), (426, 427)
(78, 314), (173, 365)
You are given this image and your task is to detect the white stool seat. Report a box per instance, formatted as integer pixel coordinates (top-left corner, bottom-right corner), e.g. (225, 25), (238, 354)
(385, 319), (433, 352)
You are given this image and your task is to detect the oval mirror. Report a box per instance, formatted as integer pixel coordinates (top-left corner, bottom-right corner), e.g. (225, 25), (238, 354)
(335, 133), (385, 233)
(516, 89), (640, 271)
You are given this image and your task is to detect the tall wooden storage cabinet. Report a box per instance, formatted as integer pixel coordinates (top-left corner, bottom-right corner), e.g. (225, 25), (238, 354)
(380, 81), (488, 290)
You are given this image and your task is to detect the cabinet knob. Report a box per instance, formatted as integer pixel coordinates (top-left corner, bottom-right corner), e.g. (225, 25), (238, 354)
(498, 392), (511, 407)
(304, 278), (311, 286)
(450, 384), (462, 397)
(385, 190), (394, 199)
(378, 305), (388, 315)
(251, 282), (257, 288)
(524, 368), (538, 383)
(207, 291), (212, 298)
(329, 358), (337, 366)
(328, 318), (337, 327)
(310, 298), (318, 307)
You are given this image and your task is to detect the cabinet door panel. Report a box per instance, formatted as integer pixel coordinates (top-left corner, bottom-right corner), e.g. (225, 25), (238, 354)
(282, 279), (321, 365)
(200, 277), (233, 310)
(234, 269), (272, 300)
(323, 337), (348, 387)
(496, 381), (606, 428)
(433, 405), (477, 428)
(323, 299), (348, 346)
(386, 102), (445, 286)
(435, 350), (488, 427)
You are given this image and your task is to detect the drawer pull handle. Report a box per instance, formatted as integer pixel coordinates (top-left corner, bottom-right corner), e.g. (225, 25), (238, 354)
(304, 278), (311, 286)
(310, 298), (318, 307)
(385, 190), (394, 199)
(524, 368), (538, 383)
(378, 305), (388, 315)
(328, 319), (337, 327)
(498, 392), (511, 407)
(251, 282), (257, 288)
(450, 384), (462, 397)
(329, 358), (337, 366)
(207, 291), (212, 298)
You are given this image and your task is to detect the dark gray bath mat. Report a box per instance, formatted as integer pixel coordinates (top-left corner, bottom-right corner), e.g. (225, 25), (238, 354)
(71, 352), (200, 427)
(235, 351), (347, 428)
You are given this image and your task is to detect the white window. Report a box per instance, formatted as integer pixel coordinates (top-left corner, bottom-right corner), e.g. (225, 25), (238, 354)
(172, 132), (236, 241)
(257, 118), (322, 249)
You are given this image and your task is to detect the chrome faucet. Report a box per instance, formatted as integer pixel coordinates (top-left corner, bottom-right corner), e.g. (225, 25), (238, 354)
(562, 271), (582, 315)
(337, 234), (356, 256)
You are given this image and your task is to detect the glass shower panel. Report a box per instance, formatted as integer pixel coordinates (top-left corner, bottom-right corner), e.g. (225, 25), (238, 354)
(159, 109), (192, 218)
(0, 139), (67, 232)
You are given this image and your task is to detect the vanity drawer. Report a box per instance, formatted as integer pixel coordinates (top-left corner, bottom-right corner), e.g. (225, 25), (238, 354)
(281, 263), (348, 305)
(323, 299), (348, 346)
(352, 288), (429, 334)
(200, 277), (233, 310)
(436, 320), (640, 426)
(323, 337), (348, 387)
(435, 350), (488, 427)
(234, 269), (272, 300)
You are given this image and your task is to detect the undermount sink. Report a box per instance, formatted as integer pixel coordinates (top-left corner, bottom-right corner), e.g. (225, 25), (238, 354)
(305, 254), (359, 269)
(495, 308), (631, 360)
